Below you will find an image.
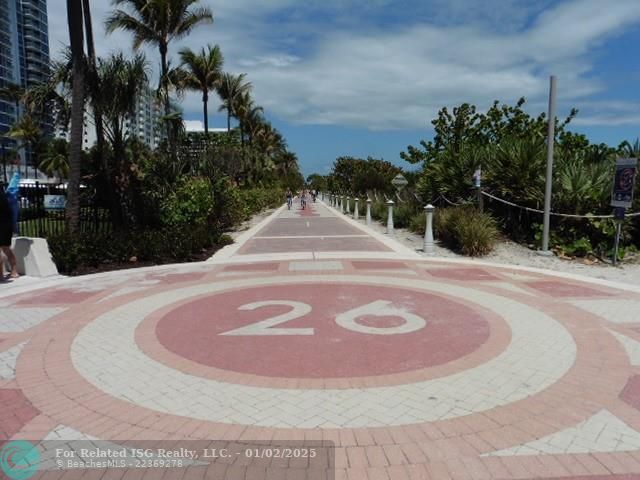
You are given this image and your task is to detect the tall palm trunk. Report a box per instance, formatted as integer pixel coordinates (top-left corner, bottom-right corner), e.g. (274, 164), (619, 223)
(202, 90), (208, 134)
(159, 43), (170, 121)
(66, 0), (85, 233)
(82, 0), (105, 173)
(227, 108), (231, 133)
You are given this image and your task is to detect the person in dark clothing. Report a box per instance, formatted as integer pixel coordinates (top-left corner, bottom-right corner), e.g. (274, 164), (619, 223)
(0, 187), (18, 279)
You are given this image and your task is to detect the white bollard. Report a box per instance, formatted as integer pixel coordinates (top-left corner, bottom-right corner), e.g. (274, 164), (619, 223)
(340, 196), (345, 213)
(423, 204), (435, 254)
(354, 198), (359, 220)
(366, 198), (372, 225)
(346, 197), (351, 214)
(386, 200), (394, 235)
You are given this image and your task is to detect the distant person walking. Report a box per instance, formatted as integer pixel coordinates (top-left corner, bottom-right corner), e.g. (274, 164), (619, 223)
(0, 185), (19, 279)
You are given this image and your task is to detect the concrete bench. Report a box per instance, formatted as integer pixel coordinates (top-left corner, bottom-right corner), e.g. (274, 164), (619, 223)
(2, 237), (59, 277)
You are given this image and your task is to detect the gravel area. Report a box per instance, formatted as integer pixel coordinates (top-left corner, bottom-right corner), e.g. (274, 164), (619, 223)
(363, 217), (640, 286)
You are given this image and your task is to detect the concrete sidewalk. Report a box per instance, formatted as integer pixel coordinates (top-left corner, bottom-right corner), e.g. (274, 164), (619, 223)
(1, 198), (640, 479)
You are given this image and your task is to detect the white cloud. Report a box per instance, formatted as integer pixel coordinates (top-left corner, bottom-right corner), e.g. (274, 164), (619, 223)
(46, 0), (640, 130)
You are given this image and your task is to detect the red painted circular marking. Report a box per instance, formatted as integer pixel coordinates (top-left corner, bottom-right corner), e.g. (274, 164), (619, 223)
(156, 284), (490, 378)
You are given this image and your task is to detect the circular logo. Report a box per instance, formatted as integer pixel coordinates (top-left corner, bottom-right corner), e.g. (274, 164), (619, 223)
(0, 441), (40, 480)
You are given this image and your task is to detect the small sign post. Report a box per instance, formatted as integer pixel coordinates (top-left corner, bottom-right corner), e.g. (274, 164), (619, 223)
(610, 158), (637, 265)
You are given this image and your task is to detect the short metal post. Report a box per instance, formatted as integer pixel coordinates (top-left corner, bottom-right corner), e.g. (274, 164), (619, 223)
(346, 197), (351, 214)
(386, 199), (394, 235)
(354, 198), (359, 220)
(366, 198), (372, 225)
(424, 204), (435, 254)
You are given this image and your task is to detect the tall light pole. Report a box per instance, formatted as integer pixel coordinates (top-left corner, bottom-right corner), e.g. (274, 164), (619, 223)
(540, 75), (557, 255)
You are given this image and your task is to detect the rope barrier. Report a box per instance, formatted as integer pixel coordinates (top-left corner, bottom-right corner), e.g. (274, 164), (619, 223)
(481, 191), (640, 219)
(440, 194), (473, 207)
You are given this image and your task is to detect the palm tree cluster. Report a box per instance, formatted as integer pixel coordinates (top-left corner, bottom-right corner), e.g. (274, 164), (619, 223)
(51, 0), (302, 231)
(105, 0), (300, 184)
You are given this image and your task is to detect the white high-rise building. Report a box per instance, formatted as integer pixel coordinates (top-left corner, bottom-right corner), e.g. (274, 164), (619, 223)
(56, 85), (165, 151)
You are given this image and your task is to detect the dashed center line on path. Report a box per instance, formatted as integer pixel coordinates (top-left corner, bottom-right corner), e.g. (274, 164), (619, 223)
(254, 235), (370, 239)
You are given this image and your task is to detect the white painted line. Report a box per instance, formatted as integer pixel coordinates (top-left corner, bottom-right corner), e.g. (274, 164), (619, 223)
(254, 235), (369, 239)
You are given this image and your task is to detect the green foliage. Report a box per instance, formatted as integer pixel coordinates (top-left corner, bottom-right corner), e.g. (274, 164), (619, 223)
(401, 98), (577, 166)
(401, 97), (640, 258)
(393, 203), (419, 229)
(48, 225), (221, 275)
(409, 212), (426, 235)
(330, 157), (401, 195)
(160, 176), (214, 227)
(307, 173), (328, 192)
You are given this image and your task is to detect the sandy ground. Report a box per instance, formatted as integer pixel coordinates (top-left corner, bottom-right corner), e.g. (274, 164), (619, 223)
(364, 216), (640, 286)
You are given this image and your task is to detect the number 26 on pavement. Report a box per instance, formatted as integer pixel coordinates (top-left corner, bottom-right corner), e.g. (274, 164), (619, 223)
(220, 300), (426, 336)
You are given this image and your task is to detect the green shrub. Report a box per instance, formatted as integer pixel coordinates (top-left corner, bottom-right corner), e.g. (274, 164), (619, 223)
(435, 207), (498, 256)
(454, 211), (499, 256)
(239, 187), (283, 219)
(393, 204), (418, 229)
(160, 176), (213, 227)
(409, 212), (426, 234)
(370, 201), (387, 221)
(211, 177), (245, 229)
(48, 224), (222, 275)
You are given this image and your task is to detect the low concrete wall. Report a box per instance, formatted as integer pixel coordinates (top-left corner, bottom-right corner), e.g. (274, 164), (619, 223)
(5, 237), (59, 277)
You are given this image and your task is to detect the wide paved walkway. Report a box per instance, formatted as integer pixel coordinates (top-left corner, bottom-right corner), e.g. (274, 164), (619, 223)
(2, 198), (640, 479)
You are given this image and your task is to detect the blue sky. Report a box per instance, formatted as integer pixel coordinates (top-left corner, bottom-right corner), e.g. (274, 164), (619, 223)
(47, 0), (640, 177)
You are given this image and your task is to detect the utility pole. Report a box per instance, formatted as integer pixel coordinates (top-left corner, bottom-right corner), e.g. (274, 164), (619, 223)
(540, 75), (557, 255)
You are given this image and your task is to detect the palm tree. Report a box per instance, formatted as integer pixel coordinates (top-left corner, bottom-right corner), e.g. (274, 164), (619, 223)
(105, 0), (213, 124)
(216, 72), (251, 133)
(620, 139), (640, 158)
(276, 151), (298, 176)
(235, 91), (262, 147)
(177, 44), (223, 134)
(66, 0), (86, 232)
(7, 115), (41, 154)
(40, 138), (70, 180)
(94, 52), (149, 227)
